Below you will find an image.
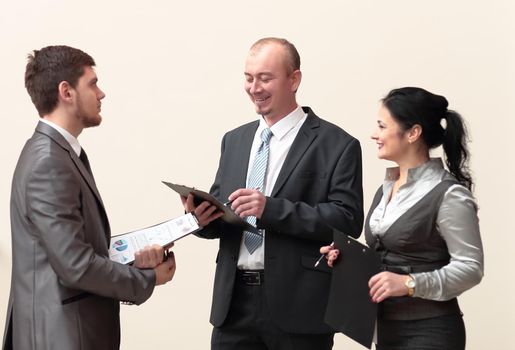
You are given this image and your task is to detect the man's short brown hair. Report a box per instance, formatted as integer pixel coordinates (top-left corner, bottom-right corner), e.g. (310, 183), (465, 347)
(25, 45), (95, 116)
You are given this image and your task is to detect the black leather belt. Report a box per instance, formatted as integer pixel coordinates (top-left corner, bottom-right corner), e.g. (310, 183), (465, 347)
(236, 270), (264, 286)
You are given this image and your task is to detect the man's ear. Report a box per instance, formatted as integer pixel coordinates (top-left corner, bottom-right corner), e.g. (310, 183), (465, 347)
(291, 70), (302, 93)
(57, 81), (74, 103)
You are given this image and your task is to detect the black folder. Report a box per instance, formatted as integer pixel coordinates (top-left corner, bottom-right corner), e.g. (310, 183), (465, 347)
(324, 231), (381, 349)
(162, 181), (260, 234)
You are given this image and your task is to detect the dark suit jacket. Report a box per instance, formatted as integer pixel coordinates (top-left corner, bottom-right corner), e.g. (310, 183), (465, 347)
(3, 122), (156, 350)
(198, 107), (364, 334)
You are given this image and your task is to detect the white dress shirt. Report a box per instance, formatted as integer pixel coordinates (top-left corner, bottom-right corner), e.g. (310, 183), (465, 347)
(237, 106), (307, 270)
(40, 119), (82, 156)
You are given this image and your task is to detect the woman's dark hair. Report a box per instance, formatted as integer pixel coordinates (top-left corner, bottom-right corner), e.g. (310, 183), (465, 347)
(382, 87), (473, 190)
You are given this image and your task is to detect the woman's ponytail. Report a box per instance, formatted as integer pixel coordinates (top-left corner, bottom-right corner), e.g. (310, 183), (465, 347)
(442, 110), (473, 190)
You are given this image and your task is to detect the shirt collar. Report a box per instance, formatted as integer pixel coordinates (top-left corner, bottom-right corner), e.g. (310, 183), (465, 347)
(40, 118), (82, 156)
(384, 158), (445, 182)
(257, 106), (306, 141)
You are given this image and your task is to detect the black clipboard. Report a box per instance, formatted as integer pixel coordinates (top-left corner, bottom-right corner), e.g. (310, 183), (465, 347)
(162, 181), (260, 234)
(324, 231), (381, 349)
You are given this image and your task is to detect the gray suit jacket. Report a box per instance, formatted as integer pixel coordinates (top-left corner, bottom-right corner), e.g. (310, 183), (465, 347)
(3, 122), (156, 350)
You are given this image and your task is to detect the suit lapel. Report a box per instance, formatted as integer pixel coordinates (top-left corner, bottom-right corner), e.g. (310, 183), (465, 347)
(35, 122), (111, 237)
(70, 151), (111, 238)
(271, 108), (320, 197)
(73, 154), (105, 206)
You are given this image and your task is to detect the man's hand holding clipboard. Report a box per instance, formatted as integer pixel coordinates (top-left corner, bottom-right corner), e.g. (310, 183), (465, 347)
(162, 182), (260, 234)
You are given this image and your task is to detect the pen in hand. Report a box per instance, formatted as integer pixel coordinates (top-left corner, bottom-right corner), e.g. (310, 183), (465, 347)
(224, 187), (261, 208)
(314, 242), (334, 267)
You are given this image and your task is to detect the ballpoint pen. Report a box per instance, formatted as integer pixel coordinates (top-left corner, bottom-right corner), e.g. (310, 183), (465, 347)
(314, 242), (334, 267)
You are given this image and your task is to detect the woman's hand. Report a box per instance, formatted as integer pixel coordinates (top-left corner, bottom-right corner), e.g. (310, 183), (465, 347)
(319, 245), (340, 267)
(368, 271), (410, 303)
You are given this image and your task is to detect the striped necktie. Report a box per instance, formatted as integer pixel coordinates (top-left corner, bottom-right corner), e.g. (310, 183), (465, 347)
(244, 127), (273, 254)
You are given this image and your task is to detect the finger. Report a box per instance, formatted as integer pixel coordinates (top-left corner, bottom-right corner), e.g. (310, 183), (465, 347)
(232, 199), (249, 215)
(166, 252), (176, 279)
(236, 197), (264, 216)
(228, 188), (254, 201)
(236, 206), (257, 218)
(196, 203), (217, 218)
(198, 205), (222, 224)
(207, 210), (224, 222)
(320, 246), (335, 254)
(370, 287), (382, 302)
(185, 194), (196, 212)
(369, 277), (382, 296)
(231, 195), (252, 211)
(169, 252), (176, 270)
(195, 200), (213, 213)
(144, 247), (156, 266)
(144, 250), (153, 267)
(133, 251), (141, 267)
(373, 287), (391, 303)
(330, 249), (340, 257)
(327, 252), (339, 266)
(228, 189), (243, 202)
(194, 205), (222, 227)
(138, 252), (149, 268)
(138, 247), (151, 263)
(152, 245), (164, 264)
(328, 250), (339, 261)
(368, 272), (383, 289)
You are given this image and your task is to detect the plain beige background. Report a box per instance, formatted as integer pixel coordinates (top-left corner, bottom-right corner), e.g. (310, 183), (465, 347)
(1, 1), (513, 349)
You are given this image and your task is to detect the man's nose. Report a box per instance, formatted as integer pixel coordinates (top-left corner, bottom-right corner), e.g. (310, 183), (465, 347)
(249, 80), (261, 94)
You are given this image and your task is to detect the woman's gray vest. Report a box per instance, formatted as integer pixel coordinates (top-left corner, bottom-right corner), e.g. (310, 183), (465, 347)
(365, 180), (461, 320)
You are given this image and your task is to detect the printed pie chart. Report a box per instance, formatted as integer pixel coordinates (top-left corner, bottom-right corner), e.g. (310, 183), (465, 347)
(113, 239), (128, 252)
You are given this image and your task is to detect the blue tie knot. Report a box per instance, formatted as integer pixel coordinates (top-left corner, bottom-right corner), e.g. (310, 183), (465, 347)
(261, 128), (272, 144)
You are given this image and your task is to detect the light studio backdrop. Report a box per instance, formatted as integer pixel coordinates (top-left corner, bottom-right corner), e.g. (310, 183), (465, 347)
(0, 1), (513, 349)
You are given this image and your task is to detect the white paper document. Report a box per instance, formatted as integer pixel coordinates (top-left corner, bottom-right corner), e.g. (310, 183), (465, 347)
(109, 213), (199, 264)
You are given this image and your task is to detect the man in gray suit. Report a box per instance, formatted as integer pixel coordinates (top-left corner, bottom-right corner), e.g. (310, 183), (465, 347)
(2, 45), (176, 350)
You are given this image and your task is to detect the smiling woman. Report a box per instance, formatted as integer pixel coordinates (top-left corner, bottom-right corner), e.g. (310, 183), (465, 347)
(372, 105), (411, 164)
(323, 86), (484, 350)
(368, 89), (483, 345)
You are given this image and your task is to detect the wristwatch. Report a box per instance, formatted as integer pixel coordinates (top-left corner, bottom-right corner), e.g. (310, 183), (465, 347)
(405, 276), (416, 297)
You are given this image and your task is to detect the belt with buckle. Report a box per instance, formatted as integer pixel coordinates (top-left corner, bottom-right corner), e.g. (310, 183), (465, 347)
(236, 270), (264, 286)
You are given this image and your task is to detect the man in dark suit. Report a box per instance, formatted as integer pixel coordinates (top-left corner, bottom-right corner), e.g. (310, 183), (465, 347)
(3, 45), (176, 350)
(183, 37), (364, 349)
